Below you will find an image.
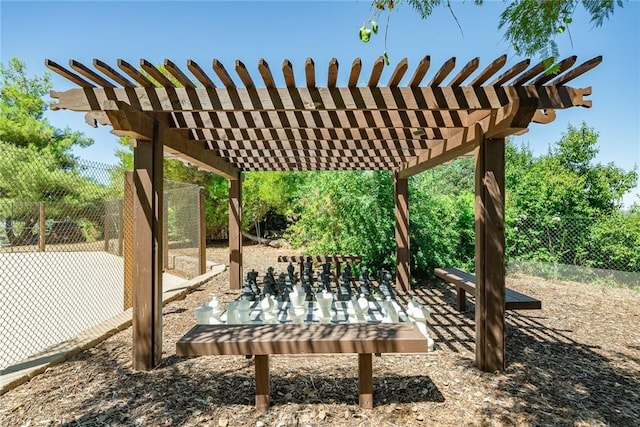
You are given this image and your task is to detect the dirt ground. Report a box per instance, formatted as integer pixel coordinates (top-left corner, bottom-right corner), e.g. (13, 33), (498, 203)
(1, 244), (639, 426)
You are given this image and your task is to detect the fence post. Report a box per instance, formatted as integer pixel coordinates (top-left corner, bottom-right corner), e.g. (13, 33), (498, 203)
(198, 186), (206, 275)
(38, 202), (46, 252)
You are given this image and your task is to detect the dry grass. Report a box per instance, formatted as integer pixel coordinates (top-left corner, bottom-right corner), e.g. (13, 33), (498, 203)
(1, 244), (639, 426)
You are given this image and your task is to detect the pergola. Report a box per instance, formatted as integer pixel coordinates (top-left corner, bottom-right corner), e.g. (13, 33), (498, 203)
(46, 53), (600, 373)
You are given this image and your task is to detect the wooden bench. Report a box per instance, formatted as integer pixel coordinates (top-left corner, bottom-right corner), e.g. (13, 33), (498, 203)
(176, 323), (428, 411)
(277, 254), (362, 278)
(434, 267), (541, 311)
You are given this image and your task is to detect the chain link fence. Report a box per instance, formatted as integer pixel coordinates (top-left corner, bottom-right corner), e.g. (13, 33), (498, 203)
(506, 215), (640, 288)
(0, 158), (205, 371)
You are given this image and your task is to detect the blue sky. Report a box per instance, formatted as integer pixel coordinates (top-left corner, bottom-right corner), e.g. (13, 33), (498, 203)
(1, 1), (639, 206)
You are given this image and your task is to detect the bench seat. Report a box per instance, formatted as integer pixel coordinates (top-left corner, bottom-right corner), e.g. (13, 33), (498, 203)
(434, 267), (541, 311)
(176, 323), (428, 411)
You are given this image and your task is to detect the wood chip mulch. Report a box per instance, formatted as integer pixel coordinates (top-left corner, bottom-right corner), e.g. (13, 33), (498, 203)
(1, 244), (639, 426)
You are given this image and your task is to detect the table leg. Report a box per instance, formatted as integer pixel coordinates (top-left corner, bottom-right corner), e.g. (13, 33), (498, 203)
(456, 287), (466, 312)
(358, 353), (373, 409)
(255, 355), (270, 412)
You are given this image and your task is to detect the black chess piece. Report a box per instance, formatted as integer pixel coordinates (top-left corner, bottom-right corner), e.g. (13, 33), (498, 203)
(358, 266), (372, 298)
(249, 269), (260, 295)
(337, 271), (352, 301)
(378, 269), (395, 298)
(262, 267), (277, 297)
(242, 272), (255, 301)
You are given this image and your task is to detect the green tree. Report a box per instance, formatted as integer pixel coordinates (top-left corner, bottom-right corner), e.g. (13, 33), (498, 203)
(0, 58), (101, 244)
(361, 0), (624, 66)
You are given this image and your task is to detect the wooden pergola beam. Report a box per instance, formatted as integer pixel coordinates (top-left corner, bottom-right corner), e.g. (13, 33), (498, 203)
(102, 101), (240, 179)
(49, 85), (594, 114)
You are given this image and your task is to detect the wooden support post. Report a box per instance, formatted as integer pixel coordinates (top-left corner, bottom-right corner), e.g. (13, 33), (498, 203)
(123, 172), (133, 309)
(38, 202), (46, 252)
(228, 173), (242, 290)
(255, 355), (270, 412)
(358, 353), (373, 409)
(474, 137), (506, 373)
(394, 172), (410, 292)
(198, 187), (206, 275)
(132, 124), (164, 371)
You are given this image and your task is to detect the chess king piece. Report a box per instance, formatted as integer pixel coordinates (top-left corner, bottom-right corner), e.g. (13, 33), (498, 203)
(358, 266), (372, 298)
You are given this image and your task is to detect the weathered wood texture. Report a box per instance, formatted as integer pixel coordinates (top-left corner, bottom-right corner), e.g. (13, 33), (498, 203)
(474, 137), (506, 373)
(198, 187), (207, 275)
(434, 267), (541, 311)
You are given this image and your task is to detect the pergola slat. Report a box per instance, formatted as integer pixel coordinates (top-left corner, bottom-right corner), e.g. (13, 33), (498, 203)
(187, 59), (216, 88)
(258, 59), (276, 88)
(305, 58), (316, 88)
(282, 59), (296, 88)
(327, 58), (339, 88)
(408, 55), (430, 87)
(512, 57), (553, 85)
(118, 59), (155, 87)
(235, 60), (256, 89)
(367, 56), (385, 87)
(164, 59), (196, 88)
(45, 59), (95, 88)
(141, 59), (175, 88)
(348, 58), (362, 87)
(94, 59), (135, 87)
(488, 59), (531, 86)
(550, 56), (602, 86)
(448, 57), (479, 86)
(213, 59), (236, 89)
(531, 55), (577, 86)
(470, 54), (507, 86)
(388, 58), (409, 87)
(428, 57), (456, 86)
(69, 60), (115, 87)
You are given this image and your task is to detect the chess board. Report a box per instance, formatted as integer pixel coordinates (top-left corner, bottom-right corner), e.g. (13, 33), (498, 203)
(216, 298), (411, 325)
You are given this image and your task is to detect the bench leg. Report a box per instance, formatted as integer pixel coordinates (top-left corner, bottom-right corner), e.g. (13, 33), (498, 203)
(456, 287), (466, 312)
(255, 355), (270, 412)
(358, 353), (373, 409)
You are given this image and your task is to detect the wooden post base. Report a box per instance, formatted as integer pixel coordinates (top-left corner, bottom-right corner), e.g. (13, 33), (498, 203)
(358, 353), (373, 409)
